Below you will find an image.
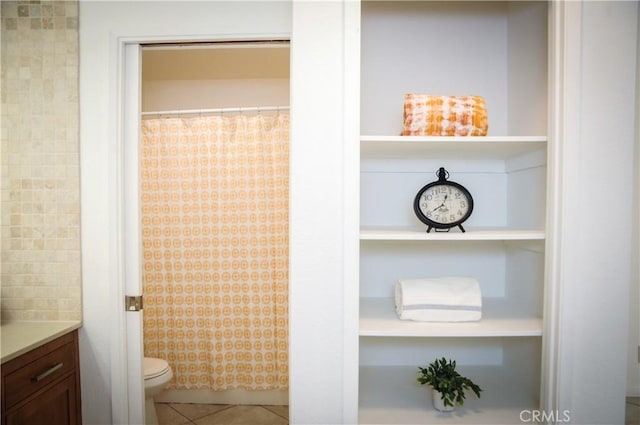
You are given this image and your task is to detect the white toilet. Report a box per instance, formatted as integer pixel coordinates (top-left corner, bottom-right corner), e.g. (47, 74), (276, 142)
(143, 357), (173, 425)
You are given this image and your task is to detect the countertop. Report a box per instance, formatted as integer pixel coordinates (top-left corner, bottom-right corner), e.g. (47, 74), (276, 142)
(1, 321), (82, 364)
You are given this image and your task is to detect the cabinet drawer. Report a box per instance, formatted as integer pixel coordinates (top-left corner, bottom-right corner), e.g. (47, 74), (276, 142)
(3, 341), (76, 409)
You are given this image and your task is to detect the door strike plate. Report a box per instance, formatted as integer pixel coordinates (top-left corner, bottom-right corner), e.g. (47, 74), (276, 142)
(125, 295), (143, 312)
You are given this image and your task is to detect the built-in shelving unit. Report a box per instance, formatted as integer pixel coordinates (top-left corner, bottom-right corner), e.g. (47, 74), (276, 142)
(357, 1), (549, 423)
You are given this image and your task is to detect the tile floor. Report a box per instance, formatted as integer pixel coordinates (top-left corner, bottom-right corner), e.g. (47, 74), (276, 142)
(627, 397), (640, 425)
(157, 398), (639, 425)
(156, 402), (288, 425)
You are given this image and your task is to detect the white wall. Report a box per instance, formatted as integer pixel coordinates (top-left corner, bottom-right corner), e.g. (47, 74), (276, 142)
(142, 78), (290, 112)
(551, 1), (638, 422)
(141, 45), (290, 112)
(630, 2), (640, 398)
(360, 1), (509, 136)
(289, 2), (357, 423)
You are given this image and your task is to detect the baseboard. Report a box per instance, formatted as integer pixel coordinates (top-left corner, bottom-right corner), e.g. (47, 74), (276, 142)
(155, 388), (289, 406)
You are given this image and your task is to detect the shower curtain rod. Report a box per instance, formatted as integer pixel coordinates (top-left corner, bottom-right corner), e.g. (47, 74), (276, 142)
(142, 40), (290, 50)
(141, 105), (289, 117)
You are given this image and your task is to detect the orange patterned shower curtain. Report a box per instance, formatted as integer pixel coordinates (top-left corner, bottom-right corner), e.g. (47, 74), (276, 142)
(140, 113), (289, 390)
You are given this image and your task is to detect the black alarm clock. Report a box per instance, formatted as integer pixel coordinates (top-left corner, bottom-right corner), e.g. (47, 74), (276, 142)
(413, 167), (474, 233)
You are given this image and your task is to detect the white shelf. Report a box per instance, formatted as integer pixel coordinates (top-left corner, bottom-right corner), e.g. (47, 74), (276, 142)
(361, 136), (547, 160)
(359, 365), (539, 424)
(360, 298), (542, 337)
(360, 227), (545, 241)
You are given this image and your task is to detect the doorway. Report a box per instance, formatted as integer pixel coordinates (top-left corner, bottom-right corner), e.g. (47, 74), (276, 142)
(133, 41), (290, 418)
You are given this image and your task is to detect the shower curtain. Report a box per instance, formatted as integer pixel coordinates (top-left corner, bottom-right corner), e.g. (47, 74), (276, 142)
(140, 113), (289, 391)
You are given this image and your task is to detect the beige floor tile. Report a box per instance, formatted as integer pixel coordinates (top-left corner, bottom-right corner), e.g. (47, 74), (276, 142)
(156, 403), (192, 425)
(169, 403), (232, 421)
(262, 405), (289, 419)
(193, 405), (288, 425)
(627, 402), (640, 425)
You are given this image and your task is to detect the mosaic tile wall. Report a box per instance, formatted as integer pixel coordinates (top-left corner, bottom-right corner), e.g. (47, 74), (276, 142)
(1, 1), (81, 321)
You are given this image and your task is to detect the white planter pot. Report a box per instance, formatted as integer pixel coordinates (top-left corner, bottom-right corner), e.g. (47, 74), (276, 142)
(432, 390), (455, 412)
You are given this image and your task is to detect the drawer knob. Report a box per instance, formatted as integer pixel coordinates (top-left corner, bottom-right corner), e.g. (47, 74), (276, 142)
(32, 362), (64, 382)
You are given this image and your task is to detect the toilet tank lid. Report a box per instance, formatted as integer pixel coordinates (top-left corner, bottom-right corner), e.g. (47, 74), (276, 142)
(144, 357), (170, 379)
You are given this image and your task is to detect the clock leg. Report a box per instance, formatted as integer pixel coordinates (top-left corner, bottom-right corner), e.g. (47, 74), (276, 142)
(458, 224), (466, 233)
(426, 226), (433, 233)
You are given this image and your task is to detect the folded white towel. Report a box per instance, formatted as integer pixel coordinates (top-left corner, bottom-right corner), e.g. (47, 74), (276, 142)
(395, 277), (482, 322)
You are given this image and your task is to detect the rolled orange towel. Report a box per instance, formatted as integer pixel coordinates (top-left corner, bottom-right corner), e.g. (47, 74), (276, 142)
(402, 94), (489, 136)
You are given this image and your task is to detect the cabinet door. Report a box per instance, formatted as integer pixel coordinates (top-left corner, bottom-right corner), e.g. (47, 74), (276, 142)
(4, 375), (78, 425)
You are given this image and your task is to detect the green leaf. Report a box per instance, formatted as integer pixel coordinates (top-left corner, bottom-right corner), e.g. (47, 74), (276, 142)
(416, 357), (483, 407)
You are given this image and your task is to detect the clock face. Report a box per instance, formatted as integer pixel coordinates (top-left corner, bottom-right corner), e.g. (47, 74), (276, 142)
(415, 183), (472, 227)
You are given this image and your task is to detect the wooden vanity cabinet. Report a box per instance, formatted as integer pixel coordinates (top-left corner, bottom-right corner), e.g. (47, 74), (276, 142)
(1, 330), (82, 425)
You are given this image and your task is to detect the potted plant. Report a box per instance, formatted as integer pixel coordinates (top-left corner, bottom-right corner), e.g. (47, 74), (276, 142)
(417, 357), (482, 412)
